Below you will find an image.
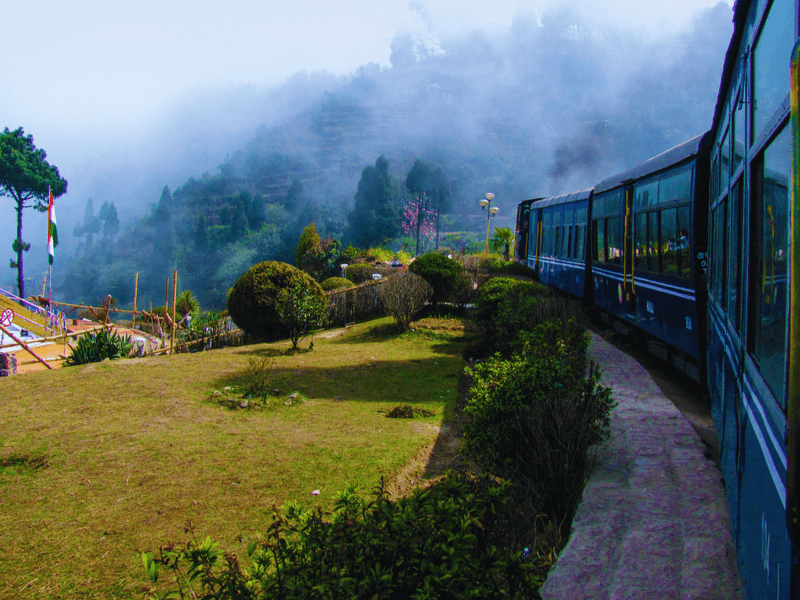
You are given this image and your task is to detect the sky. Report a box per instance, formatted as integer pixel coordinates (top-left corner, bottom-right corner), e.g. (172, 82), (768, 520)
(1, 0), (733, 291)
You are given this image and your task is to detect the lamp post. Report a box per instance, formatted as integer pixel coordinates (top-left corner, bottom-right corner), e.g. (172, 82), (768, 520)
(479, 193), (499, 256)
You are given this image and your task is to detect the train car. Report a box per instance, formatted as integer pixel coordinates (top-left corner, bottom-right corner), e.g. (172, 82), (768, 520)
(525, 189), (593, 299)
(514, 198), (540, 264)
(705, 0), (799, 596)
(590, 133), (712, 382)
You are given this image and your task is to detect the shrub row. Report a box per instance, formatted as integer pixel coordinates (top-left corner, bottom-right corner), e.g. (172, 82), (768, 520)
(143, 474), (541, 599)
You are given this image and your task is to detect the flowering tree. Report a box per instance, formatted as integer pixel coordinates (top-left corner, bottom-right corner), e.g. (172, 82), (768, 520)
(401, 197), (436, 255)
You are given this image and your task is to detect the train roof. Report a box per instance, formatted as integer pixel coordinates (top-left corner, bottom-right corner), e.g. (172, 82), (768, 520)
(593, 133), (709, 194)
(530, 188), (592, 209)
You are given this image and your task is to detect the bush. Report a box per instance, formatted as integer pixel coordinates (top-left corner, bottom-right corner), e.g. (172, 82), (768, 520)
(175, 290), (200, 317)
(474, 277), (549, 322)
(377, 272), (432, 331)
(344, 263), (395, 284)
(320, 276), (355, 292)
(451, 272), (478, 309)
(462, 322), (614, 523)
(142, 473), (540, 599)
(276, 281), (328, 350)
(64, 328), (133, 366)
(408, 252), (464, 309)
(295, 222), (321, 268)
(226, 261), (326, 340)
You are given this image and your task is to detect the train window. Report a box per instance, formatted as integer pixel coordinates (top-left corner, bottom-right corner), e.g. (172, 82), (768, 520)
(563, 210), (574, 257)
(750, 124), (791, 406)
(711, 152), (719, 201)
(733, 90), (745, 175)
(634, 213), (648, 272)
(661, 208), (679, 277)
(606, 217), (621, 266)
(634, 181), (658, 209)
(648, 212), (660, 272)
(553, 211), (561, 256)
(529, 212), (538, 257)
(727, 180), (743, 332)
(752, 0), (794, 142)
(677, 206), (691, 279)
(720, 129), (730, 194)
(542, 213), (551, 257)
(604, 190), (624, 216)
(712, 201), (727, 307)
(594, 220), (605, 262)
(574, 225), (583, 260)
(658, 168), (692, 205)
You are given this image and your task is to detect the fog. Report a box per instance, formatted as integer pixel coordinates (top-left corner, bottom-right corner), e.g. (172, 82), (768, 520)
(0, 0), (733, 302)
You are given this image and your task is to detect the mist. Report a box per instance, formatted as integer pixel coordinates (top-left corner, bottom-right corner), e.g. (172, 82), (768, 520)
(0, 2), (733, 307)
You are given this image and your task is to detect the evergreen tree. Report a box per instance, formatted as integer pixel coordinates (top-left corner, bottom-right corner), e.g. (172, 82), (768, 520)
(296, 222), (321, 269)
(0, 127), (67, 298)
(348, 155), (398, 248)
(98, 201), (120, 239)
(154, 185), (172, 222)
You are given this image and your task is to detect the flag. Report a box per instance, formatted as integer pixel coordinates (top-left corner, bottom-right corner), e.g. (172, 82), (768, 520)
(47, 188), (58, 264)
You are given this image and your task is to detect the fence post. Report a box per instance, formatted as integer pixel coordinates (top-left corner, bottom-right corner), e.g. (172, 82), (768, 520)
(170, 271), (177, 355)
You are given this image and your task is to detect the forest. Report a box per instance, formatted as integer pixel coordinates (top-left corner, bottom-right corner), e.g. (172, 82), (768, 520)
(50, 4), (732, 310)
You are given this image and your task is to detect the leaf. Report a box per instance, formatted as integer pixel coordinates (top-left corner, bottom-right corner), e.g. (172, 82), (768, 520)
(142, 551), (160, 583)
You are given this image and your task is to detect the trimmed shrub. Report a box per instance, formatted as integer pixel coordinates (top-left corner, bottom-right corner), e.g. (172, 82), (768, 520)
(377, 271), (432, 331)
(344, 263), (395, 284)
(408, 252), (463, 309)
(451, 272), (478, 309)
(320, 277), (355, 292)
(227, 261), (325, 340)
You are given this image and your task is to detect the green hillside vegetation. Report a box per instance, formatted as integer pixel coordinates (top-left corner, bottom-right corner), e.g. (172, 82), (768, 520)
(0, 317), (470, 599)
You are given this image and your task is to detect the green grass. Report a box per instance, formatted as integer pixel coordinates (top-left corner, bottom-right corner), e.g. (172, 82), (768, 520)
(0, 317), (472, 599)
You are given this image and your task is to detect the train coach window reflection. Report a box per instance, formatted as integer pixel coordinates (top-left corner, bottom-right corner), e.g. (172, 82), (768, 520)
(661, 208), (678, 276)
(752, 0), (793, 143)
(677, 206), (691, 279)
(727, 181), (743, 332)
(606, 217), (621, 265)
(648, 211), (659, 272)
(634, 181), (658, 209)
(751, 124), (791, 407)
(658, 168), (692, 204)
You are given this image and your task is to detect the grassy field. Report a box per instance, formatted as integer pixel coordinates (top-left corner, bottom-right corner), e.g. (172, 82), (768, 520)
(0, 317), (471, 599)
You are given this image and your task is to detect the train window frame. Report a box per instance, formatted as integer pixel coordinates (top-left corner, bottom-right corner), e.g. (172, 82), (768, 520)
(747, 122), (791, 409)
(553, 211), (562, 256)
(727, 178), (744, 333)
(751, 0), (795, 144)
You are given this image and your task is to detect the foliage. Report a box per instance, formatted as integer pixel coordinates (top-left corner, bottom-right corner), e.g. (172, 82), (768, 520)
(0, 127), (68, 299)
(385, 404), (434, 418)
(490, 226), (515, 259)
(408, 252), (464, 309)
(275, 281), (328, 350)
(377, 271), (433, 331)
(295, 222), (321, 268)
(142, 473), (540, 599)
(451, 272), (478, 309)
(336, 244), (363, 265)
(343, 262), (395, 284)
(463, 322), (615, 522)
(348, 155), (399, 248)
(175, 289), (200, 317)
(64, 328), (134, 366)
(401, 199), (436, 253)
(320, 276), (355, 291)
(300, 236), (342, 280)
(227, 261), (323, 340)
(473, 277), (550, 322)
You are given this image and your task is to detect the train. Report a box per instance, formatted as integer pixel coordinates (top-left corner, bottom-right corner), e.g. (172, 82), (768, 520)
(514, 0), (799, 597)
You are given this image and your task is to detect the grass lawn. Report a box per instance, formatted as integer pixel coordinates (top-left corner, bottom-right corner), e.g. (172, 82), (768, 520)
(0, 317), (472, 599)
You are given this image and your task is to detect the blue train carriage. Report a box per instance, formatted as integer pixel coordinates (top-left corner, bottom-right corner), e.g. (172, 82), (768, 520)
(514, 198), (540, 266)
(589, 133), (711, 382)
(524, 189), (592, 298)
(707, 0), (798, 597)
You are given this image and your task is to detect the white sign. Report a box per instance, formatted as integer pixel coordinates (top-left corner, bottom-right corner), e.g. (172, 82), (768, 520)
(0, 309), (13, 328)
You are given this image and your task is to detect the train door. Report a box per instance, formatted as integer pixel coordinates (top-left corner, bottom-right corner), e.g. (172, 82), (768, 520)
(623, 186), (636, 318)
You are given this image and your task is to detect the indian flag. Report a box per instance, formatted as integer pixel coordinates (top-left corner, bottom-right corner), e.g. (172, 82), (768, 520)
(47, 188), (58, 265)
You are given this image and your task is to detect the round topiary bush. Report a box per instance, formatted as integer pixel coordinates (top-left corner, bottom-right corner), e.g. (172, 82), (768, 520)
(227, 261), (326, 339)
(408, 252), (464, 309)
(321, 277), (356, 292)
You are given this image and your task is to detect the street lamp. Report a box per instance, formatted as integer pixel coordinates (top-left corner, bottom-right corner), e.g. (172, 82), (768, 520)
(479, 192), (499, 256)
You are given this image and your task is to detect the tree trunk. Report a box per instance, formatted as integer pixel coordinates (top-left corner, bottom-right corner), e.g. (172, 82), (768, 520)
(15, 199), (24, 299)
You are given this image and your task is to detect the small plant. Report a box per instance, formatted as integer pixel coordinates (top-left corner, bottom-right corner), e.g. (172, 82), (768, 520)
(276, 282), (328, 350)
(64, 328), (133, 366)
(320, 276), (355, 292)
(385, 404), (435, 418)
(376, 272), (432, 332)
(241, 356), (276, 397)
